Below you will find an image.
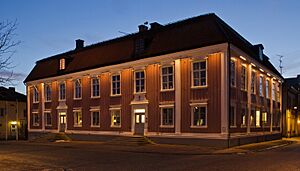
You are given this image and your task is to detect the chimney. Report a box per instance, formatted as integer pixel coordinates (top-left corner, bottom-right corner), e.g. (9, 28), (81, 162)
(150, 22), (162, 30)
(75, 39), (84, 50)
(254, 44), (264, 61)
(8, 87), (15, 92)
(138, 24), (148, 32)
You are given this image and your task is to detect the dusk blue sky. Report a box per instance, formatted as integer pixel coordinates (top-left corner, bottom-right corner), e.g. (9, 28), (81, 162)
(1, 0), (300, 93)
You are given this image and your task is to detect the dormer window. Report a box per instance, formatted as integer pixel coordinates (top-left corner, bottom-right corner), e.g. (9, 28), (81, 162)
(59, 58), (65, 70)
(135, 38), (145, 55)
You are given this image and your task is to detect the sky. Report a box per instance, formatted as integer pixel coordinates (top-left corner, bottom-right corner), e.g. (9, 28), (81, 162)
(1, 0), (300, 94)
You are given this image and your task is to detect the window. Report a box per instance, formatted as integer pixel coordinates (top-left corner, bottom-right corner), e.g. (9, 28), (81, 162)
(59, 58), (65, 70)
(161, 108), (174, 126)
(111, 74), (121, 95)
(262, 112), (267, 125)
(266, 79), (270, 99)
(230, 59), (236, 87)
(0, 108), (4, 117)
(241, 65), (247, 91)
(73, 110), (82, 127)
(33, 113), (39, 126)
(45, 84), (51, 102)
(259, 76), (263, 96)
(44, 112), (52, 126)
(91, 78), (100, 97)
(111, 110), (121, 127)
(192, 60), (207, 87)
(241, 107), (247, 127)
(250, 109), (255, 126)
(161, 66), (174, 90)
(229, 106), (236, 127)
(192, 105), (207, 127)
(135, 71), (145, 93)
(256, 110), (261, 127)
(276, 83), (280, 102)
(272, 82), (276, 101)
(91, 111), (100, 127)
(33, 86), (39, 103)
(135, 38), (145, 54)
(74, 79), (82, 99)
(251, 71), (256, 94)
(59, 82), (66, 101)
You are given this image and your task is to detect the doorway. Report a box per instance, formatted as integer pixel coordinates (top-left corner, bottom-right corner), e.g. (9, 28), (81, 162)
(59, 112), (66, 132)
(134, 109), (145, 136)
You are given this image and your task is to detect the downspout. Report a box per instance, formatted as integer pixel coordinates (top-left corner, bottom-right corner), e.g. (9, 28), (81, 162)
(227, 42), (231, 148)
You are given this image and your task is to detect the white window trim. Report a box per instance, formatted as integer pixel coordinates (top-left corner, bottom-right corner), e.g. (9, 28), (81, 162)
(241, 64), (247, 91)
(251, 70), (256, 95)
(272, 82), (276, 101)
(73, 79), (82, 100)
(32, 111), (39, 126)
(190, 103), (208, 128)
(44, 83), (52, 102)
(160, 65), (175, 92)
(230, 59), (236, 87)
(44, 111), (52, 127)
(110, 109), (121, 128)
(111, 73), (121, 96)
(59, 81), (66, 101)
(33, 86), (39, 103)
(191, 59), (208, 89)
(91, 77), (100, 98)
(160, 106), (175, 128)
(134, 70), (146, 94)
(73, 109), (82, 127)
(230, 104), (237, 128)
(259, 75), (264, 97)
(90, 109), (100, 128)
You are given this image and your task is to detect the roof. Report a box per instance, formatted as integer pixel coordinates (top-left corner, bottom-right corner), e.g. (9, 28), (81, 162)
(284, 75), (300, 92)
(24, 13), (282, 83)
(0, 87), (27, 102)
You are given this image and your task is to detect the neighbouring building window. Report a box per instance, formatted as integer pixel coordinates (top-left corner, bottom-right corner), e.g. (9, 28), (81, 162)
(256, 110), (261, 127)
(111, 110), (121, 127)
(191, 105), (207, 127)
(229, 106), (236, 127)
(135, 71), (145, 93)
(73, 110), (82, 127)
(262, 112), (267, 125)
(241, 107), (247, 127)
(259, 76), (263, 96)
(192, 60), (207, 87)
(161, 107), (174, 126)
(91, 78), (100, 97)
(33, 86), (39, 103)
(74, 79), (82, 99)
(161, 66), (174, 90)
(91, 111), (100, 127)
(250, 109), (255, 126)
(251, 71), (256, 94)
(266, 79), (270, 99)
(272, 82), (276, 101)
(111, 74), (121, 95)
(230, 59), (236, 87)
(44, 112), (52, 126)
(241, 65), (247, 91)
(59, 82), (66, 100)
(45, 84), (51, 102)
(33, 113), (39, 126)
(59, 58), (65, 70)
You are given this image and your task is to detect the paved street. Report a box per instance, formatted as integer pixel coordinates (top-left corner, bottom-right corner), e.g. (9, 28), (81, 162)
(0, 139), (300, 171)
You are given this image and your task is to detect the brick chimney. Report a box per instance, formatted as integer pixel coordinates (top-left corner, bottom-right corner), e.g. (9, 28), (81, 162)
(75, 39), (84, 50)
(138, 25), (148, 32)
(8, 87), (15, 92)
(254, 44), (264, 61)
(150, 22), (162, 30)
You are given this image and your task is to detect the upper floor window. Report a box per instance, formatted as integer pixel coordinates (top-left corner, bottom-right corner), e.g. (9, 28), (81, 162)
(191, 105), (207, 127)
(276, 83), (280, 102)
(266, 79), (270, 99)
(74, 79), (82, 99)
(161, 66), (174, 90)
(59, 58), (65, 70)
(135, 71), (145, 93)
(91, 77), (100, 97)
(230, 59), (236, 87)
(45, 84), (51, 102)
(241, 65), (247, 91)
(251, 71), (256, 94)
(33, 86), (39, 103)
(259, 76), (263, 96)
(192, 60), (207, 87)
(272, 82), (276, 101)
(59, 82), (66, 101)
(111, 74), (121, 95)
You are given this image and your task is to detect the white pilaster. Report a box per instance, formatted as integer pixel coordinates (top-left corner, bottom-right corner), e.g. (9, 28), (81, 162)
(41, 83), (45, 131)
(27, 86), (31, 131)
(221, 52), (229, 134)
(175, 59), (181, 134)
(270, 78), (273, 132)
(247, 65), (252, 134)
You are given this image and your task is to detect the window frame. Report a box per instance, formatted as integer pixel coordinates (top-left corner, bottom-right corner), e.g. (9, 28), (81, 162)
(59, 82), (66, 101)
(73, 79), (82, 100)
(241, 64), (247, 91)
(230, 59), (236, 87)
(191, 59), (207, 88)
(110, 109), (121, 128)
(44, 83), (52, 102)
(160, 65), (175, 91)
(90, 109), (100, 127)
(91, 77), (100, 98)
(259, 75), (264, 97)
(33, 86), (39, 103)
(59, 58), (65, 70)
(111, 74), (121, 96)
(272, 82), (276, 101)
(241, 106), (247, 127)
(44, 111), (52, 127)
(160, 107), (174, 128)
(251, 71), (256, 94)
(229, 105), (236, 128)
(190, 104), (208, 128)
(134, 70), (146, 94)
(32, 112), (39, 126)
(266, 79), (270, 99)
(73, 109), (82, 127)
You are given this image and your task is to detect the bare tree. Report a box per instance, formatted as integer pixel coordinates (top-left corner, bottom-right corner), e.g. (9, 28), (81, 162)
(0, 20), (20, 85)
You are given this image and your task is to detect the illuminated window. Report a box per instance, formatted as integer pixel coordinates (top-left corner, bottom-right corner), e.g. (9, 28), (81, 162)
(272, 82), (276, 101)
(276, 83), (280, 102)
(241, 65), (247, 91)
(59, 58), (65, 70)
(59, 82), (66, 100)
(259, 76), (263, 96)
(91, 78), (100, 97)
(111, 110), (121, 127)
(192, 60), (207, 87)
(266, 79), (270, 99)
(161, 66), (174, 90)
(262, 112), (267, 125)
(229, 106), (236, 127)
(91, 111), (100, 127)
(44, 111), (52, 126)
(256, 110), (261, 127)
(45, 84), (51, 102)
(111, 74), (121, 95)
(192, 105), (207, 127)
(33, 86), (39, 103)
(73, 110), (82, 127)
(241, 107), (247, 127)
(74, 79), (82, 99)
(161, 107), (174, 126)
(250, 109), (255, 126)
(251, 71), (256, 94)
(33, 113), (39, 126)
(230, 60), (236, 87)
(135, 71), (145, 93)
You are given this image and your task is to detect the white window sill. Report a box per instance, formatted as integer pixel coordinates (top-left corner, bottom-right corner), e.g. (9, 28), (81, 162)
(190, 125), (207, 128)
(91, 96), (100, 99)
(73, 98), (82, 100)
(33, 124), (40, 126)
(33, 101), (39, 104)
(191, 85), (208, 89)
(59, 99), (66, 102)
(160, 89), (175, 92)
(45, 124), (52, 127)
(45, 100), (52, 103)
(110, 125), (121, 128)
(230, 126), (237, 128)
(73, 125), (82, 127)
(133, 92), (146, 95)
(110, 94), (121, 97)
(160, 125), (174, 128)
(91, 125), (100, 128)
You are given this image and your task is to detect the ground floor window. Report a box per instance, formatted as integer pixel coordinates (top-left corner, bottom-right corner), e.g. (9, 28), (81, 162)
(250, 109), (255, 126)
(191, 105), (207, 127)
(256, 110), (261, 127)
(111, 110), (121, 127)
(241, 107), (247, 127)
(33, 113), (39, 126)
(161, 107), (174, 126)
(262, 112), (268, 125)
(91, 111), (100, 127)
(73, 110), (82, 127)
(44, 112), (52, 126)
(229, 106), (236, 127)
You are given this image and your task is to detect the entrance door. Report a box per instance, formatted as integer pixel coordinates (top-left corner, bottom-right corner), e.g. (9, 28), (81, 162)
(134, 112), (145, 135)
(59, 112), (66, 132)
